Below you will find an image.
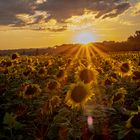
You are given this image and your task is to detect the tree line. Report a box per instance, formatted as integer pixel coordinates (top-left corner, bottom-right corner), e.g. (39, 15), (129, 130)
(96, 31), (140, 52)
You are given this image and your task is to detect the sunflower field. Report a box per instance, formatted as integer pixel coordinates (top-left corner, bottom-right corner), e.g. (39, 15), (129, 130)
(0, 52), (140, 140)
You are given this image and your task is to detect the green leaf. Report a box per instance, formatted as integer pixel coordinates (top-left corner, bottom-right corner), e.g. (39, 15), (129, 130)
(3, 112), (23, 130)
(3, 112), (16, 128)
(14, 121), (24, 130)
(118, 129), (130, 140)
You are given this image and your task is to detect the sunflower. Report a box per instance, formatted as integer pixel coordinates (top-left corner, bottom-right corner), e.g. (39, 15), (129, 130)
(22, 65), (35, 77)
(0, 67), (5, 74)
(102, 75), (117, 87)
(103, 78), (112, 87)
(5, 60), (12, 67)
(50, 95), (61, 109)
(37, 67), (47, 78)
(76, 65), (97, 84)
(19, 83), (41, 99)
(126, 106), (140, 133)
(110, 87), (127, 106)
(56, 68), (67, 82)
(132, 70), (140, 81)
(65, 82), (94, 109)
(46, 79), (60, 92)
(118, 61), (133, 77)
(11, 53), (20, 60)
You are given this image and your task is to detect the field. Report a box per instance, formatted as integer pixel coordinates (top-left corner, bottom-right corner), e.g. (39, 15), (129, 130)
(0, 50), (140, 140)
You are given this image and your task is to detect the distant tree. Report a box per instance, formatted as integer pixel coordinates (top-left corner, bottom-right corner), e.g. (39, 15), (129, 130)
(127, 30), (140, 43)
(35, 49), (39, 55)
(22, 50), (26, 55)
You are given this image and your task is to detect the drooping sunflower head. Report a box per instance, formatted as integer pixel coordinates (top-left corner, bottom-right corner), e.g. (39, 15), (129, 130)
(19, 83), (41, 99)
(110, 87), (127, 106)
(65, 82), (94, 109)
(118, 61), (133, 76)
(76, 66), (97, 84)
(126, 107), (140, 133)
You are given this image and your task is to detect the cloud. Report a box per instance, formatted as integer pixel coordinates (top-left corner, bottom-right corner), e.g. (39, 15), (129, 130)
(133, 2), (140, 15)
(0, 0), (35, 26)
(102, 3), (130, 19)
(37, 0), (131, 21)
(0, 0), (132, 31)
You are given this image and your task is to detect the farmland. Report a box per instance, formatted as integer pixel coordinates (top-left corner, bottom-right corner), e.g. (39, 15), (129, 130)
(0, 45), (140, 140)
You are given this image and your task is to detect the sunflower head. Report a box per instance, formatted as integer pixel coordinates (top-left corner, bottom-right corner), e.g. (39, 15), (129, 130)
(118, 61), (133, 76)
(131, 113), (140, 129)
(76, 66), (97, 84)
(38, 67), (46, 75)
(5, 60), (12, 67)
(23, 70), (30, 77)
(50, 95), (61, 108)
(126, 107), (140, 133)
(104, 78), (112, 86)
(132, 71), (140, 80)
(56, 69), (65, 79)
(11, 53), (20, 60)
(4, 68), (8, 74)
(110, 88), (127, 106)
(23, 65), (35, 77)
(19, 83), (41, 99)
(37, 67), (46, 78)
(120, 62), (130, 73)
(65, 82), (94, 109)
(47, 79), (60, 91)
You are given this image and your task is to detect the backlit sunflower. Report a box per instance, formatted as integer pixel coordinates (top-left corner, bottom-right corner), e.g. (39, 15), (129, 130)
(19, 83), (41, 99)
(11, 53), (20, 60)
(56, 68), (67, 82)
(76, 65), (97, 84)
(102, 74), (117, 87)
(46, 79), (61, 92)
(50, 95), (61, 109)
(37, 67), (47, 78)
(65, 82), (94, 109)
(118, 61), (133, 77)
(110, 87), (127, 107)
(22, 65), (35, 77)
(132, 70), (140, 81)
(126, 106), (140, 133)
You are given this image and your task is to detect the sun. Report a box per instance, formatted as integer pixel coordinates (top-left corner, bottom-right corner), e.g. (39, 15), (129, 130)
(74, 31), (96, 44)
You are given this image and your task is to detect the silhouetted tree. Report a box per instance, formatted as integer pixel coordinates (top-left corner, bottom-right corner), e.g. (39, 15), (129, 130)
(128, 30), (140, 43)
(35, 49), (39, 55)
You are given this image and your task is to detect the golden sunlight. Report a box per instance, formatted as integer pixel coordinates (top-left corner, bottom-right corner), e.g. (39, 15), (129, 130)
(74, 31), (96, 44)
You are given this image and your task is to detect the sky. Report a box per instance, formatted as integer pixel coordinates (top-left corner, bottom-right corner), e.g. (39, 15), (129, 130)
(0, 0), (140, 50)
